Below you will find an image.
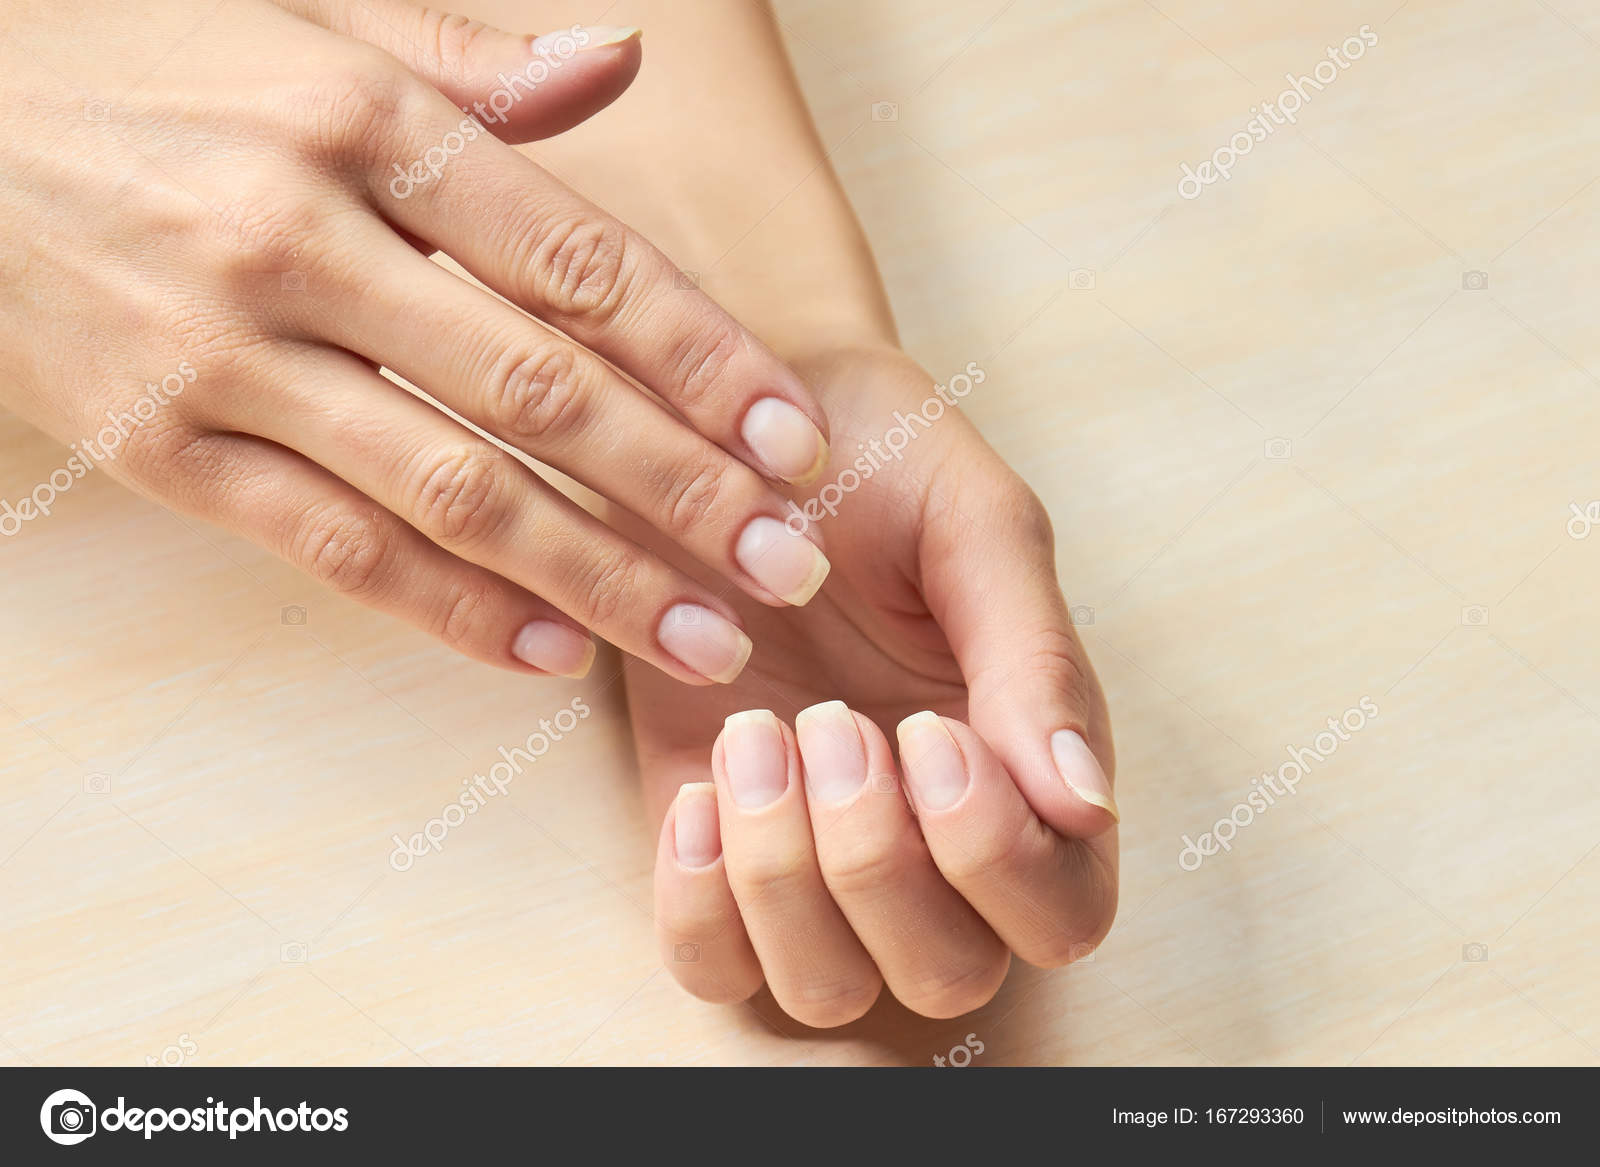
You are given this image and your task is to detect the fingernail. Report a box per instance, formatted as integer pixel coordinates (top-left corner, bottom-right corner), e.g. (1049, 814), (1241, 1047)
(511, 619), (595, 677)
(657, 603), (753, 684)
(722, 710), (789, 809)
(736, 517), (830, 606)
(673, 782), (720, 869)
(1051, 729), (1119, 820)
(795, 701), (866, 805)
(896, 711), (969, 812)
(580, 25), (643, 48)
(741, 398), (829, 485)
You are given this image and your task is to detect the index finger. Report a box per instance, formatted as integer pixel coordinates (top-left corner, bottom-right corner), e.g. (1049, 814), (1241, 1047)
(367, 98), (831, 485)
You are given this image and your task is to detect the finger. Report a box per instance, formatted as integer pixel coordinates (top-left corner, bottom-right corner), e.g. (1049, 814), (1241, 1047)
(654, 783), (765, 1005)
(897, 712), (1117, 967)
(124, 427), (592, 674)
(714, 711), (881, 1028)
(208, 347), (755, 685)
(287, 1), (643, 141)
(795, 702), (1009, 1019)
(922, 478), (1118, 842)
(364, 107), (831, 485)
(307, 238), (830, 608)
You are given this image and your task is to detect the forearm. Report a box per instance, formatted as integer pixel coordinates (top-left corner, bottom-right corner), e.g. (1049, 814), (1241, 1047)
(459, 0), (898, 360)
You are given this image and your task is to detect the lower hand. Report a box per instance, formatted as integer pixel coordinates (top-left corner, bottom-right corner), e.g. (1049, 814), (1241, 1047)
(626, 346), (1118, 1026)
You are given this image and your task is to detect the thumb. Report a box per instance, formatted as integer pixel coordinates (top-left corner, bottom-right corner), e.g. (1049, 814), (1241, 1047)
(286, 1), (642, 141)
(921, 477), (1118, 844)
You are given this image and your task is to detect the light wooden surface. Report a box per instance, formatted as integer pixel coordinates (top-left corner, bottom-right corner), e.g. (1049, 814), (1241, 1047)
(3, 0), (1598, 1066)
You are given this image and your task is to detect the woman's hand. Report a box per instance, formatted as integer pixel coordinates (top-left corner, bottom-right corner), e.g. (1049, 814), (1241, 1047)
(630, 347), (1118, 1026)
(0, 0), (834, 685)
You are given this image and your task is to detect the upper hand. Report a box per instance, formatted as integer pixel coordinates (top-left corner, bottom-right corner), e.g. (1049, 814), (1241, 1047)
(0, 0), (831, 684)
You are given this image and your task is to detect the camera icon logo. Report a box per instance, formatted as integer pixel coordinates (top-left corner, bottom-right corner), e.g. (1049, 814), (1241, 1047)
(673, 942), (701, 963)
(1461, 270), (1489, 291)
(1069, 604), (1095, 627)
(870, 101), (899, 122)
(674, 270), (700, 290)
(1462, 942), (1489, 962)
(83, 772), (112, 795)
(280, 941), (308, 963)
(40, 1089), (97, 1146)
(1460, 605), (1489, 627)
(1068, 268), (1096, 291)
(1264, 437), (1292, 461)
(671, 606), (702, 627)
(869, 773), (898, 795)
(281, 271), (308, 292)
(281, 605), (307, 626)
(83, 100), (110, 122)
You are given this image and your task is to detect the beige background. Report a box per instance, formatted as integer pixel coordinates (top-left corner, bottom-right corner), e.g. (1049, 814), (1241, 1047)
(3, 0), (1598, 1065)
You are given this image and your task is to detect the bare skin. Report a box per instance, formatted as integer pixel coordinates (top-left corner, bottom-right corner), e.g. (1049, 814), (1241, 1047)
(489, 0), (1122, 1024)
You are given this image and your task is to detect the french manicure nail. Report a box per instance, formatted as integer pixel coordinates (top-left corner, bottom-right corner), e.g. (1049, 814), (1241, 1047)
(722, 710), (789, 809)
(657, 603), (753, 683)
(896, 711), (969, 812)
(795, 701), (866, 805)
(511, 619), (595, 678)
(741, 398), (829, 485)
(1050, 729), (1119, 820)
(736, 517), (830, 606)
(580, 25), (642, 47)
(673, 782), (721, 868)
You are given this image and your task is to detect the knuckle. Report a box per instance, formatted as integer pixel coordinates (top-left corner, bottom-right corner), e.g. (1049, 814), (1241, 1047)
(288, 50), (420, 165)
(782, 976), (882, 1029)
(661, 459), (727, 537)
(116, 423), (224, 490)
(493, 347), (585, 442)
(899, 956), (1008, 1019)
(435, 581), (496, 650)
(999, 477), (1055, 548)
(569, 547), (646, 629)
(296, 509), (391, 599)
(212, 192), (333, 275)
(418, 8), (492, 76)
(663, 323), (741, 411)
(525, 216), (633, 321)
(820, 835), (924, 900)
(411, 447), (507, 547)
(940, 820), (1047, 886)
(727, 853), (809, 907)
